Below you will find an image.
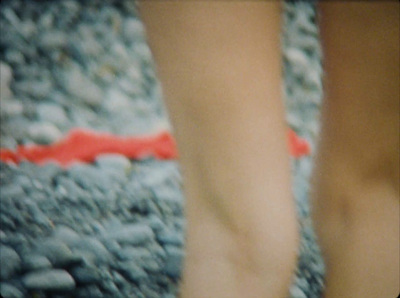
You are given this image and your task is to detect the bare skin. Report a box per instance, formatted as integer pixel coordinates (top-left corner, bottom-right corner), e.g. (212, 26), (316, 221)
(139, 2), (298, 297)
(139, 1), (399, 297)
(312, 2), (399, 297)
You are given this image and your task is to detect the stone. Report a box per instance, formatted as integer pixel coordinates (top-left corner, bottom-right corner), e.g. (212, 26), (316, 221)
(62, 64), (103, 107)
(36, 103), (68, 127)
(69, 237), (111, 265)
(104, 88), (133, 113)
(156, 230), (184, 246)
(284, 47), (309, 75)
(0, 283), (24, 298)
(116, 247), (152, 262)
(4, 50), (25, 65)
(75, 285), (103, 298)
(123, 17), (145, 42)
(70, 266), (101, 285)
(12, 80), (53, 100)
(0, 245), (21, 280)
(106, 223), (154, 245)
(22, 269), (75, 291)
(39, 31), (68, 50)
(0, 63), (13, 100)
(163, 246), (184, 279)
(290, 286), (308, 298)
(28, 122), (62, 144)
(0, 100), (24, 118)
(0, 184), (25, 200)
(95, 154), (131, 172)
(35, 239), (79, 267)
(117, 261), (148, 282)
(22, 255), (51, 272)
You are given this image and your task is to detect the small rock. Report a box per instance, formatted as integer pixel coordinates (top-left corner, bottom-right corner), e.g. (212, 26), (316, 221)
(95, 154), (131, 172)
(22, 255), (51, 271)
(39, 31), (68, 49)
(70, 266), (101, 285)
(0, 282), (24, 298)
(156, 230), (184, 246)
(0, 245), (21, 280)
(163, 246), (184, 279)
(22, 269), (75, 291)
(36, 103), (68, 127)
(0, 100), (24, 117)
(285, 48), (309, 74)
(0, 184), (25, 200)
(104, 88), (133, 113)
(116, 247), (151, 262)
(35, 239), (80, 267)
(28, 122), (62, 144)
(12, 80), (52, 100)
(5, 50), (25, 65)
(75, 285), (103, 298)
(290, 286), (308, 298)
(106, 223), (154, 245)
(62, 64), (103, 107)
(117, 261), (147, 282)
(0, 63), (13, 100)
(70, 237), (111, 265)
(123, 17), (145, 42)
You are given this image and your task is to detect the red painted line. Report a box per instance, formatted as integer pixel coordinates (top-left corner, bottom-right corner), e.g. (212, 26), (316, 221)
(0, 128), (310, 167)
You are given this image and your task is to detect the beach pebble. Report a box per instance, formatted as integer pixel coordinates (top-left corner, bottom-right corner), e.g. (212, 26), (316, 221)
(22, 269), (75, 291)
(0, 246), (21, 280)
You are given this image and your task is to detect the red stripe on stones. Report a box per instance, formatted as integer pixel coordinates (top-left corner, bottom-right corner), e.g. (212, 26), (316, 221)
(0, 128), (310, 167)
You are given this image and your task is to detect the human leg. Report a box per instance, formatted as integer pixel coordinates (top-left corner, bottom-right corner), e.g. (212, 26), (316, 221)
(312, 2), (399, 297)
(139, 2), (298, 297)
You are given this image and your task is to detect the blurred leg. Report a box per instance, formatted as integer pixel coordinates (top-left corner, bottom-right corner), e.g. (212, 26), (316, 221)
(139, 2), (298, 297)
(313, 2), (399, 297)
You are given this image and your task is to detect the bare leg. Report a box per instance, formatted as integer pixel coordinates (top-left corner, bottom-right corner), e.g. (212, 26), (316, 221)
(139, 2), (298, 297)
(312, 2), (399, 297)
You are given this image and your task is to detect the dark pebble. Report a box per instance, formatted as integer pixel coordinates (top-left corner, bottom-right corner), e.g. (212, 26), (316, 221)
(22, 269), (75, 291)
(22, 255), (51, 272)
(0, 282), (24, 298)
(70, 266), (101, 285)
(0, 245), (21, 280)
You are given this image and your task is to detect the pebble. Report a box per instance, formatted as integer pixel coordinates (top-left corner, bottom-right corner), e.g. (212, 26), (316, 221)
(4, 50), (25, 65)
(12, 80), (52, 100)
(22, 269), (76, 291)
(22, 255), (51, 272)
(116, 247), (151, 262)
(62, 64), (103, 107)
(36, 103), (68, 127)
(38, 30), (68, 50)
(70, 266), (102, 285)
(122, 17), (145, 42)
(0, 246), (21, 280)
(75, 285), (104, 298)
(104, 87), (133, 113)
(156, 229), (184, 246)
(285, 47), (310, 75)
(95, 154), (132, 173)
(163, 246), (184, 279)
(0, 62), (13, 100)
(28, 122), (62, 144)
(0, 100), (24, 118)
(0, 282), (24, 298)
(117, 261), (148, 282)
(35, 239), (79, 267)
(69, 237), (111, 265)
(106, 223), (155, 245)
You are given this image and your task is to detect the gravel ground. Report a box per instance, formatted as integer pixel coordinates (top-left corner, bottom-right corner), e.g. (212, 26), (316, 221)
(0, 1), (324, 297)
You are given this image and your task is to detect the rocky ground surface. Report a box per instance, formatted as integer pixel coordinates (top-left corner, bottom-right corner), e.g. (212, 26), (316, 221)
(0, 0), (324, 297)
